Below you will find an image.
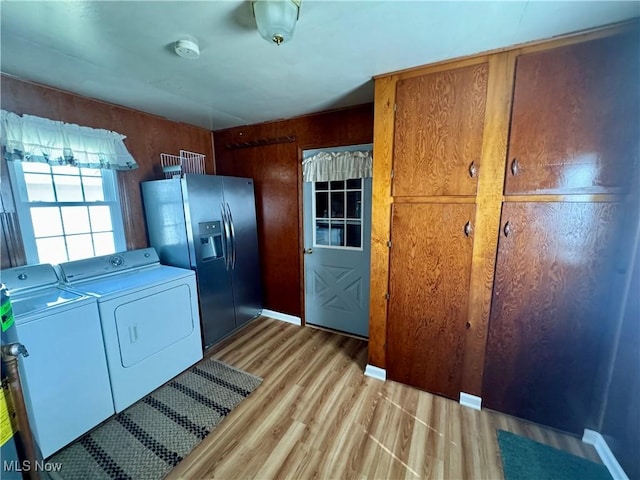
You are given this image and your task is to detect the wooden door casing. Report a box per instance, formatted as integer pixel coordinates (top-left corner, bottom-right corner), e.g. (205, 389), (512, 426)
(387, 203), (476, 399)
(392, 63), (488, 197)
(505, 32), (640, 195)
(483, 202), (623, 434)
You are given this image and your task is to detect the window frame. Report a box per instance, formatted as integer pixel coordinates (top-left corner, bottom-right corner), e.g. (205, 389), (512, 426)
(7, 160), (126, 264)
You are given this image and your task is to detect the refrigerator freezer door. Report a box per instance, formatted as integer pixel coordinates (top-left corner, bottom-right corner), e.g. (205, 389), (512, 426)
(183, 175), (236, 347)
(222, 177), (263, 327)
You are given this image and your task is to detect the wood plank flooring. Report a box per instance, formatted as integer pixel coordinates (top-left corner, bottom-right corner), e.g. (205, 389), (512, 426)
(167, 316), (601, 479)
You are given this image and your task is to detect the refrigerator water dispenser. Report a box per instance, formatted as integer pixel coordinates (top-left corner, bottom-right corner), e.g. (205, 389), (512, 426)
(199, 221), (223, 261)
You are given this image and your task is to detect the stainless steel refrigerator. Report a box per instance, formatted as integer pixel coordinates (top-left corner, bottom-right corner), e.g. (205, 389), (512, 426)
(141, 174), (262, 348)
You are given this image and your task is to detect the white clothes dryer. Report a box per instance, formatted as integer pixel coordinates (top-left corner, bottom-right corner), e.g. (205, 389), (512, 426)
(58, 248), (203, 412)
(2, 263), (114, 458)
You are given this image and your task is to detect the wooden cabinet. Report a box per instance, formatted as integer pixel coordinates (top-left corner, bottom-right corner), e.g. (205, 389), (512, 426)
(505, 32), (639, 195)
(370, 21), (639, 435)
(393, 63), (488, 197)
(387, 203), (475, 399)
(482, 202), (623, 434)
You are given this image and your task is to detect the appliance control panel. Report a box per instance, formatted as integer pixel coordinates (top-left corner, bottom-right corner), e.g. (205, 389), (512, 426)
(58, 248), (160, 283)
(1, 264), (59, 293)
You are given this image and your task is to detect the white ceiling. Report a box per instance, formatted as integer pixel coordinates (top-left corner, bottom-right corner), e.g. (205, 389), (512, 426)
(1, 1), (638, 131)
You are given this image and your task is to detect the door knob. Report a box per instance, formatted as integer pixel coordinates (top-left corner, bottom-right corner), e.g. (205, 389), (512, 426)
(304, 248), (313, 254)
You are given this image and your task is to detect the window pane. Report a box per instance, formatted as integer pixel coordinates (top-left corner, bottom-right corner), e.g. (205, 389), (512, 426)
(329, 180), (344, 190)
(330, 192), (344, 218)
(89, 206), (113, 232)
(54, 175), (83, 201)
(346, 223), (362, 248)
(22, 162), (51, 173)
(330, 222), (344, 246)
(81, 168), (102, 177)
(24, 173), (55, 202)
(347, 191), (362, 219)
(315, 221), (330, 245)
(93, 232), (115, 256)
(83, 176), (104, 202)
(315, 181), (328, 191)
(31, 207), (63, 237)
(36, 237), (68, 264)
(315, 192), (328, 218)
(66, 234), (94, 260)
(346, 178), (362, 189)
(51, 164), (79, 175)
(61, 206), (90, 234)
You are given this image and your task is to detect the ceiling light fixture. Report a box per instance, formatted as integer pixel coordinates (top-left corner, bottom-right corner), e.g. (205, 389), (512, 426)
(252, 0), (301, 46)
(174, 39), (200, 59)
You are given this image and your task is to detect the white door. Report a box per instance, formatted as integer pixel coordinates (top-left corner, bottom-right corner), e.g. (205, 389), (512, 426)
(302, 146), (372, 338)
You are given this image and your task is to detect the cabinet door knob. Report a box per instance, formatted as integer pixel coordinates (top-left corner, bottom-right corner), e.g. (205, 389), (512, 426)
(469, 161), (477, 178)
(304, 248), (313, 254)
(510, 158), (519, 176)
(466, 322), (471, 329)
(464, 221), (472, 237)
(504, 221), (511, 237)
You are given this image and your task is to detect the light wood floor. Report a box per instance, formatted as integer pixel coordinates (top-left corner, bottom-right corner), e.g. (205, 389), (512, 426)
(167, 316), (601, 479)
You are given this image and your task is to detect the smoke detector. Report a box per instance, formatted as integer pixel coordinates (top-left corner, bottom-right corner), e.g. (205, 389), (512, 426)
(174, 39), (200, 60)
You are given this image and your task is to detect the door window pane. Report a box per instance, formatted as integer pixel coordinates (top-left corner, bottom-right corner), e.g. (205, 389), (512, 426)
(61, 206), (90, 234)
(346, 178), (362, 189)
(316, 221), (330, 245)
(346, 223), (362, 248)
(315, 192), (328, 218)
(30, 207), (63, 237)
(330, 180), (344, 190)
(330, 192), (344, 218)
(347, 191), (361, 219)
(315, 181), (328, 191)
(330, 222), (345, 246)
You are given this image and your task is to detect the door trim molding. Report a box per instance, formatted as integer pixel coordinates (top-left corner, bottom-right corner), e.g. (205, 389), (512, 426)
(262, 309), (302, 326)
(582, 429), (629, 480)
(364, 364), (386, 381)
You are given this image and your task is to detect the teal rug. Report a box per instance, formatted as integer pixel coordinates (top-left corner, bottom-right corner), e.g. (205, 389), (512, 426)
(497, 430), (612, 480)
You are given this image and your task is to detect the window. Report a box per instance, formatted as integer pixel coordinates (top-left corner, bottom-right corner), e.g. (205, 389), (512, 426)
(8, 161), (126, 265)
(313, 178), (363, 250)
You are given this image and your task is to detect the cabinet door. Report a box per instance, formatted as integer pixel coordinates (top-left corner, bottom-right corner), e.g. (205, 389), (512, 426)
(505, 32), (640, 195)
(393, 63), (488, 197)
(483, 202), (622, 434)
(387, 203), (475, 399)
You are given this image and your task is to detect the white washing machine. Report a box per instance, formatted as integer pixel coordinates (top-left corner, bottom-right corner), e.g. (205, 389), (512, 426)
(58, 248), (203, 412)
(1, 263), (115, 458)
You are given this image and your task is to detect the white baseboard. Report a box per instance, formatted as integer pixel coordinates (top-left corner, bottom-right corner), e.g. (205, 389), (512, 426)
(364, 364), (386, 381)
(459, 392), (482, 410)
(583, 429), (628, 480)
(261, 309), (302, 326)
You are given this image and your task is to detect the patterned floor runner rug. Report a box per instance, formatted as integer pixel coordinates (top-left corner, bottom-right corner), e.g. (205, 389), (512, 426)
(49, 359), (262, 480)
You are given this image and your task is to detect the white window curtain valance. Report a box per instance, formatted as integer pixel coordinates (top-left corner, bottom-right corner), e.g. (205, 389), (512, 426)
(1, 110), (138, 170)
(303, 150), (372, 182)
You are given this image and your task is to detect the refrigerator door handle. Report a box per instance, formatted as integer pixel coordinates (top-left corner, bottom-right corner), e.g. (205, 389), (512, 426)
(226, 202), (237, 269)
(220, 202), (231, 270)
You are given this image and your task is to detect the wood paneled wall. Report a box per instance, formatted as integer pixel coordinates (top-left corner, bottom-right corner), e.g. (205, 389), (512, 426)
(0, 74), (215, 268)
(213, 104), (374, 317)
